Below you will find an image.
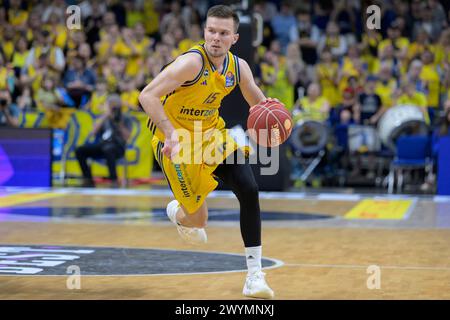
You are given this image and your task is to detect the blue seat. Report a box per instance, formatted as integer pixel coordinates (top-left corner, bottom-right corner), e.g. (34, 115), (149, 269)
(388, 135), (433, 193)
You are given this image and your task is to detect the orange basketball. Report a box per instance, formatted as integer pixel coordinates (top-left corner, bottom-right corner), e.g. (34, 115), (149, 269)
(247, 100), (293, 147)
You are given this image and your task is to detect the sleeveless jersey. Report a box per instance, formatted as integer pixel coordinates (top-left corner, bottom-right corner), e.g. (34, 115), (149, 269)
(147, 43), (241, 141)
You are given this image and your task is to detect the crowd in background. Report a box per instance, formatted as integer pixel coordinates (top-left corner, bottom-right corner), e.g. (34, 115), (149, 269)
(1, 0), (450, 187)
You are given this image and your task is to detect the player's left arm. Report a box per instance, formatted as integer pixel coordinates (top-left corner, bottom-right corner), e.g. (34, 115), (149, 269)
(238, 57), (283, 109)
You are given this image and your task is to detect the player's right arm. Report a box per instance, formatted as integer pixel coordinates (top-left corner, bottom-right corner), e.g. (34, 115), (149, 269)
(238, 57), (284, 109)
(138, 53), (203, 158)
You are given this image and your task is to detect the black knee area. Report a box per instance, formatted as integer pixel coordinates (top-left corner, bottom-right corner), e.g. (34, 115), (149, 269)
(234, 179), (259, 204)
(213, 159), (262, 247)
(75, 147), (83, 159)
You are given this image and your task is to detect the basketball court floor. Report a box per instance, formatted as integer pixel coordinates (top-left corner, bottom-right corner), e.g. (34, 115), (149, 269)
(1, 186), (450, 299)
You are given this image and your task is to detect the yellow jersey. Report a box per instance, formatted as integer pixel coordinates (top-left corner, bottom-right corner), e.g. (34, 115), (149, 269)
(316, 62), (340, 106)
(8, 9), (28, 27)
(2, 41), (14, 62)
(147, 43), (241, 142)
(147, 44), (244, 214)
(88, 92), (108, 115)
(420, 64), (440, 108)
(375, 79), (397, 108)
(296, 96), (329, 122)
(260, 62), (293, 110)
(397, 93), (430, 124)
(378, 38), (410, 55)
(120, 90), (140, 111)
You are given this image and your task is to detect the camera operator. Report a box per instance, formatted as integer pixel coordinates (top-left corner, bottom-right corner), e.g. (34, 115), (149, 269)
(0, 89), (19, 127)
(75, 94), (132, 187)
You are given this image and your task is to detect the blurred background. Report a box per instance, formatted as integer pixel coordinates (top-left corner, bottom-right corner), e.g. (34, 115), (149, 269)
(1, 0), (449, 196)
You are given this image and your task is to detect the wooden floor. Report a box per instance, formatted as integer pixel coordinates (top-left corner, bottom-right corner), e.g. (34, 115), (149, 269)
(1, 188), (450, 299)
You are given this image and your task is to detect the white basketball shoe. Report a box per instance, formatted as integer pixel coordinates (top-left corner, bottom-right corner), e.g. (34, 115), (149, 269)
(166, 200), (207, 244)
(243, 271), (275, 299)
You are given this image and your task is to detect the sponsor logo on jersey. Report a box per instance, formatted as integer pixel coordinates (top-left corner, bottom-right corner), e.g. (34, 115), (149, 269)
(179, 106), (216, 117)
(225, 71), (235, 87)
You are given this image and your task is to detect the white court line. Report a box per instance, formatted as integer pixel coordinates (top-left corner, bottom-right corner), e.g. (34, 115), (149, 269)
(403, 198), (418, 220)
(283, 263), (450, 272)
(317, 194), (362, 201)
(434, 196), (450, 203)
(3, 187), (450, 203)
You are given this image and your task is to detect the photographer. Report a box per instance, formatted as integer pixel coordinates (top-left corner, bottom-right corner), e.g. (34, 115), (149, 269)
(0, 89), (19, 127)
(75, 94), (132, 187)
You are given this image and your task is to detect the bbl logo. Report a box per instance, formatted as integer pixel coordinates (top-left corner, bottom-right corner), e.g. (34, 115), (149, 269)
(225, 71), (235, 87)
(0, 245), (279, 275)
(0, 246), (94, 275)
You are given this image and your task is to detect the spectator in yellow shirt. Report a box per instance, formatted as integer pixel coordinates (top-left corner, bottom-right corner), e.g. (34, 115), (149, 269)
(20, 53), (52, 99)
(395, 81), (430, 125)
(260, 45), (294, 110)
(96, 24), (130, 64)
(404, 59), (427, 94)
(7, 0), (28, 30)
(119, 79), (140, 112)
(372, 43), (400, 78)
(124, 0), (144, 28)
(44, 12), (67, 49)
(101, 55), (127, 93)
(135, 55), (164, 90)
(419, 49), (440, 124)
(378, 20), (409, 59)
(315, 49), (340, 107)
(359, 28), (382, 74)
(375, 62), (398, 109)
(25, 30), (65, 74)
(123, 23), (154, 77)
(286, 42), (309, 107)
(143, 0), (159, 36)
(338, 44), (367, 93)
(11, 37), (29, 74)
(0, 54), (14, 92)
(85, 78), (108, 115)
(434, 28), (450, 67)
(1, 24), (15, 63)
(25, 11), (42, 44)
(35, 75), (73, 129)
(408, 28), (433, 63)
(178, 24), (202, 53)
(317, 21), (348, 60)
(293, 83), (330, 123)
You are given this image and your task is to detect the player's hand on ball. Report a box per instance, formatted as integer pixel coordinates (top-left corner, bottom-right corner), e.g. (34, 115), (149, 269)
(247, 98), (292, 147)
(251, 97), (284, 112)
(265, 97), (282, 104)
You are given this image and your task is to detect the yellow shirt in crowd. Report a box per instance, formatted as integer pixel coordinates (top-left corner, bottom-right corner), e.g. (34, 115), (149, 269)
(120, 90), (140, 111)
(375, 79), (397, 108)
(378, 37), (410, 55)
(296, 96), (329, 123)
(316, 62), (340, 106)
(420, 64), (440, 108)
(88, 92), (108, 115)
(396, 92), (430, 124)
(261, 61), (294, 110)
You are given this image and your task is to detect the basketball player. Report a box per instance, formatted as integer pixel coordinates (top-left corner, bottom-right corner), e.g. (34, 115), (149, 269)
(139, 5), (281, 299)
